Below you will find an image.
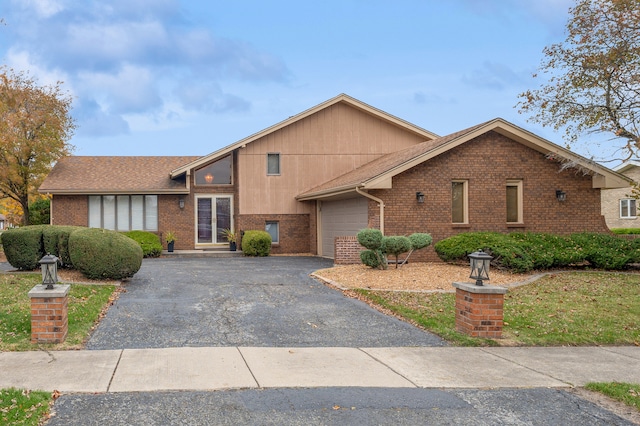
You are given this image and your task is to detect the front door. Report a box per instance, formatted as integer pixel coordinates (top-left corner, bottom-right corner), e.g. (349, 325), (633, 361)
(196, 195), (232, 245)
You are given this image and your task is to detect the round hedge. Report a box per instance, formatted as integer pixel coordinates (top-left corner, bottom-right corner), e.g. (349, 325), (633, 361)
(241, 230), (272, 256)
(69, 228), (143, 279)
(1, 225), (47, 270)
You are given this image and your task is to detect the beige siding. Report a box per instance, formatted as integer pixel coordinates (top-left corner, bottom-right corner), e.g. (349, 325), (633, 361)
(601, 166), (639, 229)
(238, 102), (427, 214)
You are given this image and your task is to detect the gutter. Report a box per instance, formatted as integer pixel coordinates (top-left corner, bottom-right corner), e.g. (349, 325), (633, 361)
(356, 186), (385, 235)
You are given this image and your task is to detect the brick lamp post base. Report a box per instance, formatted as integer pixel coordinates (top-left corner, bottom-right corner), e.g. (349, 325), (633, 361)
(452, 282), (507, 338)
(28, 284), (70, 344)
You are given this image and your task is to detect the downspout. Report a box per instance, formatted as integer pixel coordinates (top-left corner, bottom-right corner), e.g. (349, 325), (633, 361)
(356, 186), (385, 235)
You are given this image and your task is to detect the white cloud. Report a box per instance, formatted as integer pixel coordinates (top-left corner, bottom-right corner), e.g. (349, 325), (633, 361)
(16, 0), (66, 18)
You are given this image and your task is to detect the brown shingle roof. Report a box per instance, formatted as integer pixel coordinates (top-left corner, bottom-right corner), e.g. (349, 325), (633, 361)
(39, 156), (200, 194)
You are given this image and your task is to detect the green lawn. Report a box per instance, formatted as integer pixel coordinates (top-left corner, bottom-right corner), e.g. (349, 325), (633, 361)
(0, 388), (52, 426)
(0, 273), (116, 351)
(585, 382), (640, 411)
(354, 271), (640, 346)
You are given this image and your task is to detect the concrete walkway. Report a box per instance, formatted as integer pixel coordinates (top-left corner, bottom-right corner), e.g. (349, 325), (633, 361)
(1, 346), (638, 393)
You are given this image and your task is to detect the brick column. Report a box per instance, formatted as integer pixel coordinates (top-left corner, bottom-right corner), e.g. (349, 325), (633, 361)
(452, 282), (507, 338)
(28, 284), (70, 344)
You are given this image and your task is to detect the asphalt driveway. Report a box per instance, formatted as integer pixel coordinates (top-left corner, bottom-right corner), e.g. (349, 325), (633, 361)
(87, 256), (446, 349)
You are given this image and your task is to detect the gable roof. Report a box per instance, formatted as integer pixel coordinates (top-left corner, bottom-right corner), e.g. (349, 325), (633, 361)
(169, 93), (439, 178)
(297, 118), (631, 200)
(39, 156), (200, 195)
(614, 159), (640, 174)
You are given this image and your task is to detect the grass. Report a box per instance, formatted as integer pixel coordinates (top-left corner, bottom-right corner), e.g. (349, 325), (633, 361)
(585, 382), (640, 411)
(354, 271), (640, 346)
(0, 273), (116, 351)
(0, 388), (52, 426)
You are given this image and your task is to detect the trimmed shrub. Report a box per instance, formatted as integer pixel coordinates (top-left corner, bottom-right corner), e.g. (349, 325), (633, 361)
(124, 230), (162, 258)
(383, 236), (412, 268)
(360, 249), (386, 268)
(1, 225), (47, 270)
(69, 228), (143, 279)
(242, 230), (272, 256)
(357, 228), (384, 250)
(408, 233), (433, 250)
(43, 225), (84, 267)
(435, 231), (640, 272)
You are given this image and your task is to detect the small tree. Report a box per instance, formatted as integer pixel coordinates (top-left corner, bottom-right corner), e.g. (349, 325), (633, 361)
(357, 228), (387, 270)
(28, 197), (50, 225)
(382, 236), (412, 268)
(0, 68), (75, 225)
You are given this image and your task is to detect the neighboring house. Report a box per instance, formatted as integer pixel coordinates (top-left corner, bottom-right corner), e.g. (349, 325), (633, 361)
(601, 160), (640, 230)
(0, 214), (5, 230)
(39, 94), (630, 262)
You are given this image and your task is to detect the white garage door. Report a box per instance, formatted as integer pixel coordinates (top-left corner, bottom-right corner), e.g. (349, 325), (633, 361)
(320, 197), (368, 258)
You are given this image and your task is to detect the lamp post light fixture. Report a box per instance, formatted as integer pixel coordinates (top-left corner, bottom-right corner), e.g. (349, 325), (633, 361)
(468, 250), (492, 286)
(416, 191), (425, 203)
(39, 254), (59, 290)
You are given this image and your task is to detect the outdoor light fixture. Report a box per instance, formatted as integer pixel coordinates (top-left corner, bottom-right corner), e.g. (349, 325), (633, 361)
(556, 190), (567, 202)
(205, 173), (214, 184)
(179, 198), (185, 209)
(469, 250), (492, 286)
(39, 254), (59, 290)
(416, 191), (425, 203)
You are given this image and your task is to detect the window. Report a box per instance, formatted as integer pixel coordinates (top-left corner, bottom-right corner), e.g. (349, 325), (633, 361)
(267, 153), (280, 175)
(265, 221), (279, 244)
(506, 180), (523, 223)
(89, 195), (158, 231)
(451, 180), (468, 224)
(620, 199), (637, 219)
(195, 155), (232, 185)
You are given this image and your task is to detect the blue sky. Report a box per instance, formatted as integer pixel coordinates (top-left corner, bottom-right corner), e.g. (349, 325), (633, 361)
(3, 0), (615, 162)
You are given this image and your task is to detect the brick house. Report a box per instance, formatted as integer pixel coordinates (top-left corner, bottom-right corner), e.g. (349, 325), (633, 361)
(39, 94), (629, 262)
(601, 160), (639, 230)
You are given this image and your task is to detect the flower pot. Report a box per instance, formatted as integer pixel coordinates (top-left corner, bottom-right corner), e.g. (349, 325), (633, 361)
(167, 241), (174, 252)
(229, 241), (237, 251)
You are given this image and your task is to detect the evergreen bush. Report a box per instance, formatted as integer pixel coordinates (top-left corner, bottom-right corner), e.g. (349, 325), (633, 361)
(124, 230), (162, 258)
(69, 228), (143, 279)
(43, 225), (84, 267)
(1, 225), (47, 270)
(435, 231), (640, 272)
(241, 230), (272, 256)
(383, 236), (412, 268)
(356, 228), (384, 250)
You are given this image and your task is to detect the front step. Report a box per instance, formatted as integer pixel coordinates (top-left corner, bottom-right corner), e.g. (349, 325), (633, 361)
(162, 250), (244, 258)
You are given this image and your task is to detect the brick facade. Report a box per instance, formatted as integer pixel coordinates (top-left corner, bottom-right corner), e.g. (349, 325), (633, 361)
(237, 214), (310, 254)
(369, 131), (610, 262)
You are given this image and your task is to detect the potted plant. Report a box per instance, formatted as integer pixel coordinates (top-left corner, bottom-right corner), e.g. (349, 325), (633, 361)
(165, 231), (176, 252)
(221, 228), (237, 251)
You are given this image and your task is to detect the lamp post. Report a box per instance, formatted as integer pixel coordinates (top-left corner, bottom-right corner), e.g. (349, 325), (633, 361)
(468, 250), (492, 286)
(39, 254), (59, 290)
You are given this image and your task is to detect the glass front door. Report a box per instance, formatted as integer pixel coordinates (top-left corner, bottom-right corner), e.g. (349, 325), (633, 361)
(196, 195), (232, 244)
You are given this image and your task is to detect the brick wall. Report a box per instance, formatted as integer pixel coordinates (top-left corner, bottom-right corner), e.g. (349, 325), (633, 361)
(51, 195), (88, 226)
(237, 214), (310, 254)
(369, 131), (610, 262)
(335, 236), (363, 264)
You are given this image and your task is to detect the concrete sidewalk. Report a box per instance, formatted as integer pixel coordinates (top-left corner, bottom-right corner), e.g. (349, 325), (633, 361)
(1, 346), (638, 393)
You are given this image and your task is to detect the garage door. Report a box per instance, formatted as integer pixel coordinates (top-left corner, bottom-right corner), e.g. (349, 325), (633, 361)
(320, 197), (368, 258)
